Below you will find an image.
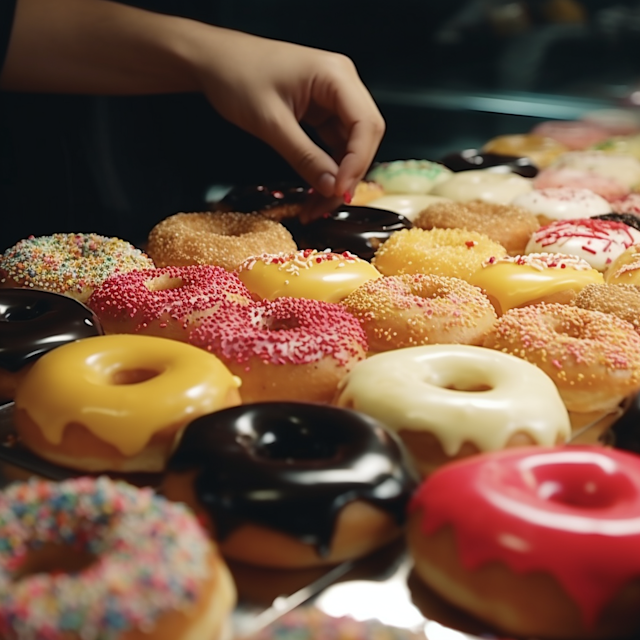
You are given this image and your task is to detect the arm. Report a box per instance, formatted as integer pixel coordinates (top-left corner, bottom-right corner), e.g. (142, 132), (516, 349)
(1, 0), (385, 198)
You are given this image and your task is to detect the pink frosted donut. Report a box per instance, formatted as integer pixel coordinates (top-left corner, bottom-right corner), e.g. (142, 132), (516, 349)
(531, 120), (610, 150)
(611, 193), (640, 215)
(189, 296), (367, 404)
(533, 168), (629, 202)
(88, 265), (253, 341)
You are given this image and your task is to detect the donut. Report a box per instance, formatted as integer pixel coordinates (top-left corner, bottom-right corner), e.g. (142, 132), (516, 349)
(189, 296), (367, 404)
(548, 151), (640, 189)
(0, 233), (154, 303)
(147, 211), (297, 270)
(439, 148), (539, 177)
(407, 446), (640, 639)
(365, 160), (453, 194)
(0, 476), (235, 640)
(525, 217), (640, 272)
(413, 200), (539, 255)
(482, 303), (640, 413)
(605, 245), (640, 285)
(13, 334), (242, 472)
(574, 283), (640, 334)
(593, 212), (640, 232)
(512, 187), (611, 224)
(533, 167), (630, 201)
(482, 134), (568, 167)
(429, 169), (533, 204)
(285, 205), (412, 261)
(236, 249), (381, 303)
(371, 228), (507, 281)
(582, 108), (640, 135)
(334, 344), (570, 476)
(0, 289), (103, 400)
(468, 253), (603, 315)
(341, 274), (496, 353)
(531, 120), (610, 150)
(161, 402), (417, 568)
(351, 180), (385, 205)
(87, 265), (252, 340)
(366, 194), (452, 221)
(592, 134), (640, 159)
(610, 193), (640, 215)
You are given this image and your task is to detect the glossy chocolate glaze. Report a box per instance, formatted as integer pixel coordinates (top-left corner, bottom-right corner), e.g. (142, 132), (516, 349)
(284, 206), (413, 261)
(608, 392), (640, 453)
(594, 212), (640, 232)
(165, 402), (418, 555)
(0, 289), (103, 372)
(440, 148), (539, 178)
(217, 183), (312, 213)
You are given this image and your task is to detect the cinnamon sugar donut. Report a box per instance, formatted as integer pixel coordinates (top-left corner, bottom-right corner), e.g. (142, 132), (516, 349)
(574, 283), (640, 334)
(414, 200), (539, 255)
(341, 274), (496, 353)
(483, 303), (640, 413)
(147, 211), (297, 270)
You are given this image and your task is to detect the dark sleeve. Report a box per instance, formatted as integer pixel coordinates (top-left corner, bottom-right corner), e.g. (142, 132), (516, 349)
(0, 0), (17, 76)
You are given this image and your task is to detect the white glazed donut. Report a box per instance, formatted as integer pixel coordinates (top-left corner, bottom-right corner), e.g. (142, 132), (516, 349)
(366, 160), (452, 194)
(512, 188), (611, 223)
(366, 194), (452, 221)
(549, 151), (640, 189)
(430, 170), (533, 204)
(334, 344), (570, 475)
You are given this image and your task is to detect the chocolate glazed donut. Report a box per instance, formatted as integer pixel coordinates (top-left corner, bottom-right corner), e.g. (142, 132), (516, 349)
(162, 402), (418, 566)
(215, 183), (312, 218)
(440, 149), (539, 178)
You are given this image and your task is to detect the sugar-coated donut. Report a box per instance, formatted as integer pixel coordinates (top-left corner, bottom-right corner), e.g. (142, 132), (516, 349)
(341, 274), (496, 353)
(371, 228), (507, 281)
(549, 151), (640, 189)
(512, 187), (611, 224)
(366, 194), (452, 221)
(214, 183), (312, 219)
(161, 402), (418, 568)
(0, 476), (236, 640)
(0, 289), (103, 400)
(87, 265), (252, 340)
(531, 120), (610, 150)
(14, 334), (241, 472)
(189, 296), (367, 404)
(237, 249), (381, 303)
(334, 344), (570, 476)
(351, 180), (385, 205)
(469, 253), (603, 315)
(408, 446), (640, 639)
(483, 303), (640, 413)
(482, 134), (568, 167)
(0, 233), (154, 303)
(439, 148), (539, 177)
(606, 245), (640, 285)
(574, 283), (640, 334)
(430, 169), (533, 204)
(525, 218), (640, 272)
(147, 211), (297, 270)
(533, 167), (630, 201)
(366, 160), (452, 194)
(414, 200), (539, 255)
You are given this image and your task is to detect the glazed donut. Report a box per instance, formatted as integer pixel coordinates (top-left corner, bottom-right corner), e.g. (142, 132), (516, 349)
(413, 200), (539, 255)
(468, 253), (603, 315)
(430, 169), (533, 204)
(13, 334), (241, 472)
(439, 148), (539, 178)
(237, 249), (381, 303)
(0, 476), (235, 640)
(366, 194), (452, 222)
(482, 303), (640, 413)
(531, 120), (610, 150)
(533, 167), (630, 201)
(161, 402), (417, 568)
(482, 134), (568, 167)
(525, 218), (640, 272)
(548, 151), (640, 189)
(0, 289), (103, 400)
(341, 274), (496, 353)
(592, 134), (640, 159)
(610, 193), (640, 214)
(605, 245), (640, 284)
(213, 183), (312, 220)
(408, 446), (640, 639)
(512, 187), (611, 225)
(0, 233), (154, 303)
(87, 265), (252, 340)
(285, 206), (412, 261)
(574, 283), (640, 334)
(371, 228), (507, 281)
(147, 211), (297, 270)
(189, 296), (367, 404)
(366, 160), (452, 194)
(334, 344), (570, 476)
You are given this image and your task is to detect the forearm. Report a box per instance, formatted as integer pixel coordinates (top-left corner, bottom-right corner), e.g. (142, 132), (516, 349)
(0, 0), (208, 94)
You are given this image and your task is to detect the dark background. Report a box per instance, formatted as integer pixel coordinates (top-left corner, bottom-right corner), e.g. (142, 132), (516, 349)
(2, 0), (640, 249)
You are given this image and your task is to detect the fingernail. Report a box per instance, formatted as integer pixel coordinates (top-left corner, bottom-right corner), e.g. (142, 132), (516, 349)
(343, 191), (353, 204)
(317, 173), (336, 198)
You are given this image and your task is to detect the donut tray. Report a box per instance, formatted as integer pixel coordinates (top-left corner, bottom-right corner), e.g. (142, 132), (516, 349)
(0, 400), (624, 640)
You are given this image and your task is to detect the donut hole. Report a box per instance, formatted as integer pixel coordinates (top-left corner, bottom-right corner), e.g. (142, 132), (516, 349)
(552, 318), (583, 339)
(111, 368), (160, 385)
(14, 544), (97, 581)
(145, 275), (185, 292)
(251, 424), (339, 462)
(444, 382), (493, 392)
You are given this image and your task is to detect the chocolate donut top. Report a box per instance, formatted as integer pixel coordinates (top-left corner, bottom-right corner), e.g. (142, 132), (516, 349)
(608, 393), (640, 454)
(0, 289), (103, 372)
(165, 402), (418, 556)
(593, 213), (640, 232)
(218, 183), (312, 213)
(440, 148), (539, 178)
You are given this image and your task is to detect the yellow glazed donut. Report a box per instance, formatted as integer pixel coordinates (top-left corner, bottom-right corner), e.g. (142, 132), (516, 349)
(482, 134), (568, 167)
(371, 227), (507, 281)
(237, 249), (382, 303)
(14, 334), (242, 472)
(468, 253), (604, 315)
(605, 245), (640, 285)
(334, 344), (570, 475)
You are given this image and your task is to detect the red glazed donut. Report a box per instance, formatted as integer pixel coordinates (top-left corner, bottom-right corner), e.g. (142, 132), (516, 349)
(408, 446), (640, 639)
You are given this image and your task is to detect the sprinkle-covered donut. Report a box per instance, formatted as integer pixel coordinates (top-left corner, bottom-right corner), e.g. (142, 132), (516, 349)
(408, 446), (640, 639)
(161, 402), (417, 567)
(0, 476), (236, 640)
(610, 193), (640, 215)
(366, 160), (452, 194)
(574, 283), (640, 334)
(606, 245), (640, 285)
(533, 167), (630, 201)
(531, 120), (610, 150)
(0, 233), (154, 303)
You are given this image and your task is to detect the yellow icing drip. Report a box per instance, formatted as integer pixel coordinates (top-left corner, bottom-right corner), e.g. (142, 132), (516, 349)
(468, 262), (603, 314)
(14, 335), (240, 456)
